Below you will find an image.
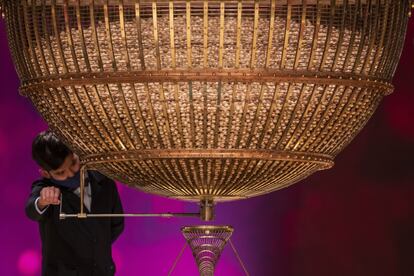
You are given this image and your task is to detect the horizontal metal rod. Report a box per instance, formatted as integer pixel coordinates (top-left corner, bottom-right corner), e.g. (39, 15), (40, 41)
(60, 212), (200, 219)
(21, 70), (393, 95)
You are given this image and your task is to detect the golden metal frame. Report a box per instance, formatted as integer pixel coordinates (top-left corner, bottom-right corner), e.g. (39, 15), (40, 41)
(2, 0), (413, 204)
(59, 164), (202, 219)
(178, 225), (249, 276)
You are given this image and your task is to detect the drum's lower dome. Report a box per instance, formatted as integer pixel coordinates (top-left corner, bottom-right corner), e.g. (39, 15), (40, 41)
(2, 0), (411, 201)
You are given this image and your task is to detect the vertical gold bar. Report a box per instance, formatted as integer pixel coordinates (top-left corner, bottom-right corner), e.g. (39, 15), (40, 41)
(257, 83), (279, 148)
(377, 0), (395, 76)
(104, 84), (135, 149)
(215, 0), (225, 185)
(117, 85), (145, 148)
(186, 88), (198, 192)
(383, 0), (402, 78)
(169, 0), (176, 68)
(78, 86), (119, 150)
(250, 0), (259, 68)
(32, 0), (50, 75)
(265, 0), (276, 68)
(79, 165), (86, 216)
(291, 85), (330, 151)
(202, 82), (208, 148)
(41, 0), (59, 74)
(246, 0), (274, 146)
(235, 83), (251, 148)
(169, 1), (185, 147)
(362, 0), (381, 74)
(318, 86), (359, 152)
(383, 1), (402, 78)
(6, 2), (28, 79)
(188, 82), (196, 147)
(202, 1), (209, 149)
(119, 0), (131, 70)
(236, 0), (263, 147)
(245, 84), (265, 146)
(284, 84), (319, 150)
(298, 85), (338, 152)
(203, 0), (208, 68)
(332, 0), (348, 71)
(224, 82), (238, 148)
(130, 82), (154, 148)
(293, 0), (307, 69)
(63, 0), (80, 72)
(266, 83), (294, 148)
(158, 83), (175, 147)
(235, 0), (242, 68)
(218, 1), (225, 68)
(352, 0), (371, 73)
(90, 0), (104, 71)
(66, 83), (113, 152)
(89, 84), (128, 149)
(152, 0), (161, 69)
(23, 0), (42, 76)
(103, 2), (135, 149)
(144, 82), (165, 148)
(104, 0), (117, 71)
(186, 0), (192, 68)
(213, 84), (222, 148)
(135, 0), (146, 70)
(275, 83), (308, 150)
(87, 2), (136, 156)
(320, 0), (336, 71)
(55, 85), (100, 154)
(342, 0), (359, 72)
(306, 85), (344, 151)
(51, 0), (69, 73)
(308, 0), (321, 69)
(281, 2), (291, 69)
(76, 0), (91, 71)
(185, 1), (195, 151)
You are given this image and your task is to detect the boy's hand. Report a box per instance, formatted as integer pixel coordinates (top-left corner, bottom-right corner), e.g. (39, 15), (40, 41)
(38, 187), (61, 210)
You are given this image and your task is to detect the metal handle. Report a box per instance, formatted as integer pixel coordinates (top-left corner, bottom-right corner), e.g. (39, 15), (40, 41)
(59, 212), (200, 219)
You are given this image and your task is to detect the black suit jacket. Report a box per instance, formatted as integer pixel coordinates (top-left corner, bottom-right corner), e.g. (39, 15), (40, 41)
(25, 171), (124, 276)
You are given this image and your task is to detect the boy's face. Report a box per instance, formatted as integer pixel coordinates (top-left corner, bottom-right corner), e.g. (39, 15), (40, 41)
(40, 153), (80, 181)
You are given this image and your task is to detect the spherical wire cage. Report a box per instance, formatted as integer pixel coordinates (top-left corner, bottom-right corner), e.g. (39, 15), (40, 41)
(1, 0), (413, 203)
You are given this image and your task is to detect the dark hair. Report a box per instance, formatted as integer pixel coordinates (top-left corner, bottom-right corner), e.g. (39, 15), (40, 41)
(32, 131), (72, 171)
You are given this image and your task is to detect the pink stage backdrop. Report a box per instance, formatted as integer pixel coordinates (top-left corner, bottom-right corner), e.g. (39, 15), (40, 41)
(0, 15), (413, 276)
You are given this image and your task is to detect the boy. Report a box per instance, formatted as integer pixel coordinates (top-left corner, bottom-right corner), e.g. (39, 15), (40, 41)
(25, 131), (124, 276)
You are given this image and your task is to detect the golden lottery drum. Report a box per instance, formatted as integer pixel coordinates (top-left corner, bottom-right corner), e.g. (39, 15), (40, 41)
(1, 0), (412, 201)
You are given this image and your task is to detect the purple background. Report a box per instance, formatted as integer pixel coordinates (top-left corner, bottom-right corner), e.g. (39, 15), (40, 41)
(0, 16), (413, 276)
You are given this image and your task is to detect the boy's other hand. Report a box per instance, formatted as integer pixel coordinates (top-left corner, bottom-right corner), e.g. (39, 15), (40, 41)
(38, 187), (61, 210)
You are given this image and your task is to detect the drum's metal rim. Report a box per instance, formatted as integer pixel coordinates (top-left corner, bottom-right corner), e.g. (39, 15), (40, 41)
(181, 225), (234, 233)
